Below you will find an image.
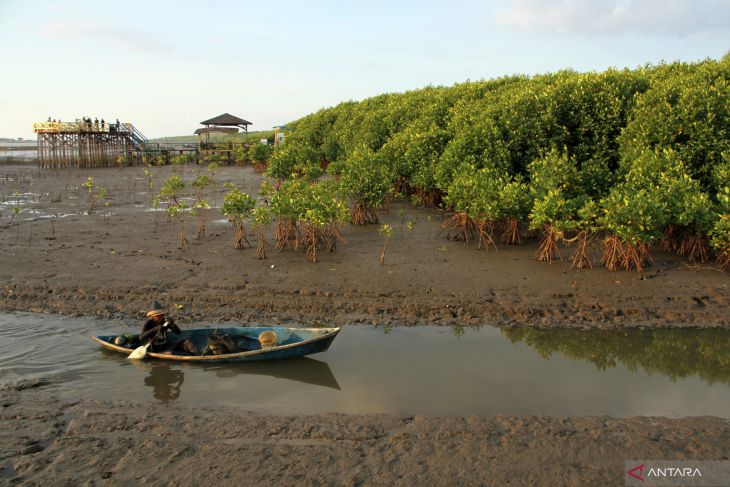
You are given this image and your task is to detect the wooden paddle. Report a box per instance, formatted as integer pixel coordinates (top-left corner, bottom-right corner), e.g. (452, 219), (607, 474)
(127, 342), (149, 360)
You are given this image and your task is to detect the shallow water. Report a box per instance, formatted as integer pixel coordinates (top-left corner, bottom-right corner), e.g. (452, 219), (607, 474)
(0, 312), (729, 417)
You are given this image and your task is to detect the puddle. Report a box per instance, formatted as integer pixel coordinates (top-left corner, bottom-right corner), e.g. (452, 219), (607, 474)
(0, 312), (728, 417)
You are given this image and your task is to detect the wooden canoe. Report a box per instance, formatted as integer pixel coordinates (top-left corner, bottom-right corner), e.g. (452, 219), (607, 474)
(93, 326), (341, 362)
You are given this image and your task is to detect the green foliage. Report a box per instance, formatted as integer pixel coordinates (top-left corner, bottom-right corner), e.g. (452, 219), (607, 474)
(155, 176), (189, 220)
(251, 205), (272, 227)
(379, 223), (393, 238)
(619, 60), (730, 186)
(599, 186), (667, 246)
(171, 154), (193, 165)
(266, 136), (323, 180)
(269, 179), (347, 226)
(249, 142), (274, 163)
(222, 189), (255, 224)
(192, 175), (214, 191)
(529, 189), (576, 232)
(444, 165), (505, 222)
(576, 199), (600, 234)
(527, 148), (580, 200)
(498, 179), (531, 221)
(710, 214), (730, 253)
(264, 59), (727, 267)
(622, 149), (715, 234)
(156, 176), (185, 204)
(339, 146), (394, 209)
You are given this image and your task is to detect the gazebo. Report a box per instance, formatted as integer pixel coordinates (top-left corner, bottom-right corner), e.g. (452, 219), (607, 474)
(199, 113), (252, 145)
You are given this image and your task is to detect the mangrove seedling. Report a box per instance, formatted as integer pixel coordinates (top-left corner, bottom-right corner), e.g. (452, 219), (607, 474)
(81, 177), (107, 215)
(251, 206), (272, 259)
(155, 176), (189, 248)
(379, 224), (393, 265)
(222, 188), (255, 249)
(192, 175), (214, 239)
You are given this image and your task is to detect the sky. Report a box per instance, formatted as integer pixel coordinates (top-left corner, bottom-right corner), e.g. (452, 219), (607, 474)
(0, 0), (728, 139)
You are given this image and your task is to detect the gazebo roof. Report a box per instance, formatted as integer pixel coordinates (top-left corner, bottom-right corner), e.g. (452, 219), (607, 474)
(200, 113), (252, 126)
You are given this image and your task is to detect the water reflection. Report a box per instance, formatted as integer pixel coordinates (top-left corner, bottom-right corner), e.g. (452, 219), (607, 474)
(501, 327), (730, 385)
(199, 358), (341, 390)
(135, 357), (340, 403)
(144, 363), (184, 402)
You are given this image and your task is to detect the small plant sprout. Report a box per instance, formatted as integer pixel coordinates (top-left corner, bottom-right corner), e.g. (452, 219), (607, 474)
(81, 177), (107, 215)
(144, 166), (154, 194)
(222, 188), (255, 249)
(49, 212), (57, 240)
(192, 175), (214, 239)
(379, 224), (393, 265)
(155, 176), (189, 248)
(427, 214), (433, 239)
(406, 220), (415, 250)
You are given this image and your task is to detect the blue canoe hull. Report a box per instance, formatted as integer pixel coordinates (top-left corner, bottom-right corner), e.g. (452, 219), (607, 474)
(93, 326), (340, 362)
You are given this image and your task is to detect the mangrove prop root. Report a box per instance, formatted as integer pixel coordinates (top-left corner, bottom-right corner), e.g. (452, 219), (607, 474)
(325, 223), (346, 252)
(601, 235), (623, 271)
(678, 231), (710, 264)
(476, 220), (497, 252)
(196, 211), (206, 239)
(439, 212), (476, 242)
(662, 225), (681, 253)
(601, 236), (652, 272)
(179, 221), (188, 249)
(717, 248), (730, 271)
(535, 224), (562, 263)
(235, 223), (251, 249)
(350, 203), (379, 225)
(622, 244), (652, 272)
(302, 225), (319, 263)
(275, 218), (299, 252)
(255, 228), (267, 259)
(500, 219), (522, 245)
(570, 231), (593, 269)
(417, 188), (443, 208)
(380, 236), (390, 265)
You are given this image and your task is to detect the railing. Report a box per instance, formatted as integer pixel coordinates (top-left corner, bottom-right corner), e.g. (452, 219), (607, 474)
(33, 120), (129, 134)
(33, 120), (150, 149)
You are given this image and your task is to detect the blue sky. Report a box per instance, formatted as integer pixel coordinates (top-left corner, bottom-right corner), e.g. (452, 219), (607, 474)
(0, 0), (728, 139)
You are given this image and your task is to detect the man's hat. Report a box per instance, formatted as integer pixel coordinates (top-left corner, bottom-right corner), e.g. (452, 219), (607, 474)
(146, 301), (166, 318)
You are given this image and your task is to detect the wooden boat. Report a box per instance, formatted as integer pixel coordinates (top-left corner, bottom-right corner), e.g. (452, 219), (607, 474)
(93, 326), (341, 362)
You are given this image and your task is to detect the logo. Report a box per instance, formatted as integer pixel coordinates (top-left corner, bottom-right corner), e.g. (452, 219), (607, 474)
(627, 464), (644, 481)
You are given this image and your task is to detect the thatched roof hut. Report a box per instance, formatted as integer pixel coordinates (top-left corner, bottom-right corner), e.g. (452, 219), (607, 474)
(199, 113), (252, 143)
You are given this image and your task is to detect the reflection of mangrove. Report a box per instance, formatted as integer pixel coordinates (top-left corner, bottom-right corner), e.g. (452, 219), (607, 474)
(199, 357), (341, 390)
(144, 364), (184, 402)
(501, 327), (730, 385)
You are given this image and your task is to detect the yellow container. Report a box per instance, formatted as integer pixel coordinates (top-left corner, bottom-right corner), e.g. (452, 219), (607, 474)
(258, 331), (277, 348)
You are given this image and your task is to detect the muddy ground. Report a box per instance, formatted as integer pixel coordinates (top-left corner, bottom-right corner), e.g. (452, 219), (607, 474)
(0, 163), (728, 486)
(0, 163), (727, 328)
(2, 380), (729, 486)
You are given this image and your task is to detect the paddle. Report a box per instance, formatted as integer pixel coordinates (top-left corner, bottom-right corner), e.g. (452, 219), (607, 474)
(127, 342), (149, 360)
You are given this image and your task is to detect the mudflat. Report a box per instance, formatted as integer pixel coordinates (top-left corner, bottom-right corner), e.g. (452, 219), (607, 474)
(0, 164), (727, 328)
(1, 164), (728, 486)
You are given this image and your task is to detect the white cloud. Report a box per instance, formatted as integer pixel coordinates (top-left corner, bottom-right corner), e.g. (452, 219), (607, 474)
(493, 0), (730, 37)
(44, 21), (175, 54)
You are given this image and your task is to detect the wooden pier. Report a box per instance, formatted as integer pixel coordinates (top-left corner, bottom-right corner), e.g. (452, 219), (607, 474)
(32, 120), (175, 168)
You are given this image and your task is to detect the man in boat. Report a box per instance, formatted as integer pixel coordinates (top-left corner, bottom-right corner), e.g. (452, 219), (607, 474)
(140, 302), (199, 355)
